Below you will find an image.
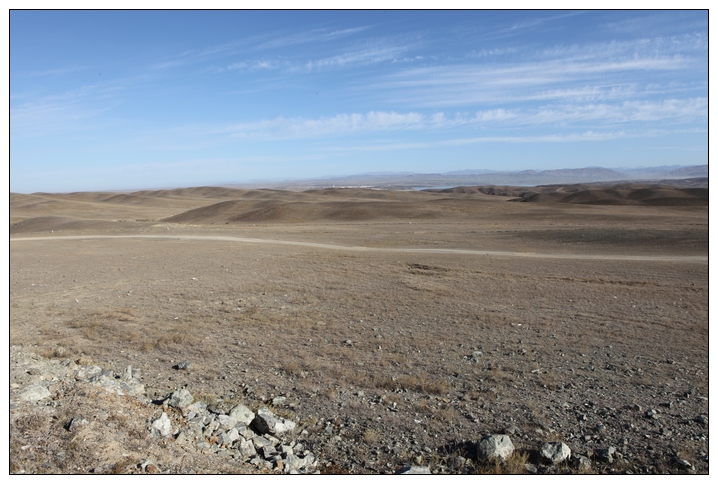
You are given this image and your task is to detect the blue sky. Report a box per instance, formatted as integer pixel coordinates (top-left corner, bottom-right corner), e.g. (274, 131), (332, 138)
(10, 10), (708, 193)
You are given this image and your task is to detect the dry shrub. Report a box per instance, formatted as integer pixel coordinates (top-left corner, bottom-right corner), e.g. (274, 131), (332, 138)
(477, 457), (504, 474)
(111, 457), (134, 474)
(324, 388), (339, 401)
(283, 361), (302, 377)
(193, 392), (219, 408)
(503, 451), (529, 474)
(475, 451), (528, 475)
(371, 372), (449, 395)
(436, 404), (460, 423)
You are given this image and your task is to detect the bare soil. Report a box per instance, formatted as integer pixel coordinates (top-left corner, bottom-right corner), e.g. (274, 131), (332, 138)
(9, 184), (708, 474)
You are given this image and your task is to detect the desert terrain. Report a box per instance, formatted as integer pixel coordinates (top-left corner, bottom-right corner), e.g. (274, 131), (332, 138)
(9, 182), (708, 474)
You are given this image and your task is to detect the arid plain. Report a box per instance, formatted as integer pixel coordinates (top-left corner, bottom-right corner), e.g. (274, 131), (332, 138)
(10, 183), (708, 474)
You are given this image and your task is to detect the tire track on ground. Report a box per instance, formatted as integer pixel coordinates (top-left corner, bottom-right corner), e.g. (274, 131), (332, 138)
(10, 234), (707, 263)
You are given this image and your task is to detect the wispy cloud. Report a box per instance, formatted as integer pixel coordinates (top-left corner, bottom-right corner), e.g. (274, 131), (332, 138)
(378, 52), (699, 107)
(474, 11), (587, 42)
(144, 97), (706, 147)
(227, 111), (426, 140)
(323, 127), (707, 153)
(298, 42), (412, 72)
(480, 98), (707, 126)
(153, 25), (374, 72)
(255, 25), (371, 50)
(10, 83), (123, 138)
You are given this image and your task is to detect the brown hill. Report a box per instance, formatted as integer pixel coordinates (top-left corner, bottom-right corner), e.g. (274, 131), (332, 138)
(9, 216), (122, 234)
(516, 187), (708, 206)
(162, 199), (447, 224)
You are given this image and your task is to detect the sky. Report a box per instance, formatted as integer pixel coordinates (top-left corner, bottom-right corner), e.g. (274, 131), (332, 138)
(10, 10), (708, 193)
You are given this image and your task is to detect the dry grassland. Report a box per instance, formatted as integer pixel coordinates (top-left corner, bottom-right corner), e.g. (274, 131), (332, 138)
(10, 185), (708, 474)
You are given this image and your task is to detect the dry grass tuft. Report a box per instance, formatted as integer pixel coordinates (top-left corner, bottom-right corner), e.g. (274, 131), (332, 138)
(362, 428), (381, 445)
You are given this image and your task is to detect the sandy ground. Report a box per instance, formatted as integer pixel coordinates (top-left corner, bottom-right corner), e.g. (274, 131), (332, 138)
(9, 186), (709, 474)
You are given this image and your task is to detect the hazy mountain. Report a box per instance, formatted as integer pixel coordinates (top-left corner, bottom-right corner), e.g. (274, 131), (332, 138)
(443, 169), (498, 175)
(225, 165), (707, 190)
(665, 165), (708, 178)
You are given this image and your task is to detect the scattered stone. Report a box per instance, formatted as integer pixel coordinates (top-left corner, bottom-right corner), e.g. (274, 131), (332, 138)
(645, 409), (659, 419)
(525, 463), (538, 474)
(186, 401), (207, 415)
(597, 446), (616, 463)
(218, 428), (239, 446)
(120, 380), (145, 397)
(217, 414), (238, 430)
(675, 458), (692, 469)
(139, 459), (159, 474)
(477, 434), (515, 462)
(694, 415), (708, 426)
(396, 465), (431, 474)
(505, 424), (522, 435)
(238, 438), (257, 458)
(573, 454), (591, 471)
(17, 384), (51, 402)
(175, 361), (192, 370)
(272, 396), (287, 406)
(253, 407), (296, 435)
(91, 373), (124, 395)
(123, 365), (134, 380)
(252, 435), (272, 449)
(167, 389), (194, 409)
(284, 454), (304, 473)
(175, 431), (191, 445)
(63, 417), (88, 432)
(229, 403), (255, 425)
(151, 412), (173, 438)
(541, 442), (571, 464)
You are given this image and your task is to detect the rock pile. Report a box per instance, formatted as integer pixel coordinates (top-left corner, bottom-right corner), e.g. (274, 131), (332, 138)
(155, 389), (317, 474)
(10, 346), (318, 474)
(10, 345), (708, 474)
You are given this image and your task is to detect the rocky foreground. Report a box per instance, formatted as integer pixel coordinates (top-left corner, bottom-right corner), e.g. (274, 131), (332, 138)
(10, 345), (708, 474)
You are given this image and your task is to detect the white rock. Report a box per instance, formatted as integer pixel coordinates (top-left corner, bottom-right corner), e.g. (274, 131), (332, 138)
(238, 438), (257, 458)
(217, 414), (238, 430)
(18, 384), (51, 402)
(152, 412), (173, 437)
(477, 434), (515, 462)
(229, 403), (255, 425)
(253, 407), (296, 435)
(541, 441), (571, 464)
(218, 427), (239, 446)
(396, 465), (431, 474)
(186, 401), (207, 414)
(167, 389), (194, 409)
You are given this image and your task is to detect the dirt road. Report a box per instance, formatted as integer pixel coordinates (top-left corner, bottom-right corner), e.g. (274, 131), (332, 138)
(10, 234), (708, 263)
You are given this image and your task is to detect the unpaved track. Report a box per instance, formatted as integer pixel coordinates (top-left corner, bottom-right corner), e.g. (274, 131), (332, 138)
(10, 234), (707, 263)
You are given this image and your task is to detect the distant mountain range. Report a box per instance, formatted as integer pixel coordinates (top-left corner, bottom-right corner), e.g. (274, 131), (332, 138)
(229, 164), (707, 190)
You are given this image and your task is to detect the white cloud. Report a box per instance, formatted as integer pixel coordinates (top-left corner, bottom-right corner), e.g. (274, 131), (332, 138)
(227, 111), (427, 140)
(10, 84), (121, 138)
(322, 127), (707, 154)
(298, 43), (412, 73)
(375, 32), (705, 107)
(141, 98), (706, 148)
(485, 98), (706, 126)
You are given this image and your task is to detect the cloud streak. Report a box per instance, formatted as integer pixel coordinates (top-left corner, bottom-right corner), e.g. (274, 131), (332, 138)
(322, 127), (707, 154)
(379, 54), (698, 107)
(144, 98), (705, 146)
(227, 111), (426, 140)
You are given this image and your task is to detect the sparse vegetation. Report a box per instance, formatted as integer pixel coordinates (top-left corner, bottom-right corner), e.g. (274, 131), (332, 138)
(10, 184), (708, 474)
